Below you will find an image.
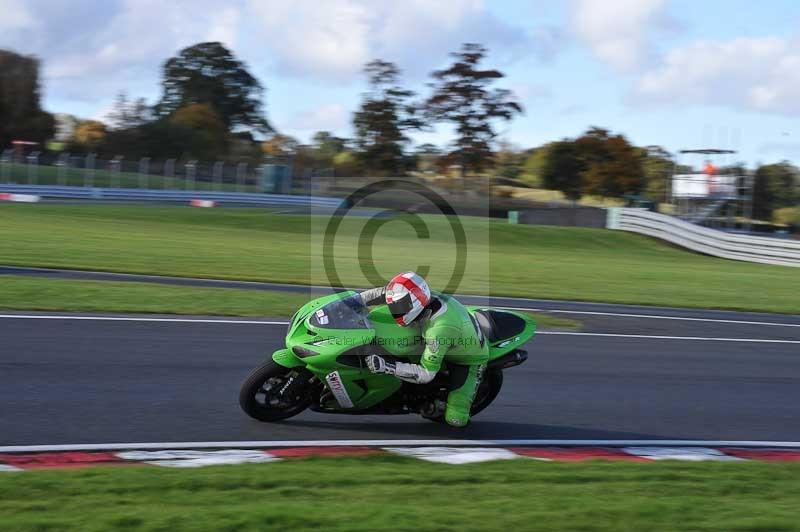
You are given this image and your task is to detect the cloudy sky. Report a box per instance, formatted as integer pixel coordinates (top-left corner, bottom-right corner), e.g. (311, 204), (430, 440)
(3, 0), (800, 164)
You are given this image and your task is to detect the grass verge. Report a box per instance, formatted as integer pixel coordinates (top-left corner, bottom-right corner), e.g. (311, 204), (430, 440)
(0, 276), (577, 328)
(1, 456), (798, 531)
(1, 204), (797, 313)
(0, 275), (311, 316)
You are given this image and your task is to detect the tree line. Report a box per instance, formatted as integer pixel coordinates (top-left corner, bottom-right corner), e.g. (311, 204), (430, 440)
(1, 42), (521, 175)
(0, 41), (798, 223)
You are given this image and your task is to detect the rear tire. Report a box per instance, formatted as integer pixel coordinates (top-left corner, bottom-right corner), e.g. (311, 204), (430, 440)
(470, 369), (503, 417)
(428, 369), (503, 424)
(239, 361), (314, 422)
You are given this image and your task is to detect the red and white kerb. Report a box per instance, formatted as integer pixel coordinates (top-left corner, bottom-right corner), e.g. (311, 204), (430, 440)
(386, 272), (431, 326)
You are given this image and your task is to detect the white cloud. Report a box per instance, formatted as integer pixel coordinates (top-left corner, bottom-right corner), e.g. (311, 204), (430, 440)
(0, 0), (36, 33)
(571, 0), (673, 72)
(0, 0), (549, 123)
(530, 25), (566, 62)
(2, 0), (541, 96)
(13, 0), (245, 102)
(87, 0), (222, 71)
(632, 36), (800, 115)
(207, 7), (242, 48)
(371, 0), (537, 74)
(247, 0), (541, 82)
(291, 103), (349, 131)
(248, 0), (373, 82)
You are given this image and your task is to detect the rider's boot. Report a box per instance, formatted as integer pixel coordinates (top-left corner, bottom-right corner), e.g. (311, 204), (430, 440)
(444, 363), (484, 427)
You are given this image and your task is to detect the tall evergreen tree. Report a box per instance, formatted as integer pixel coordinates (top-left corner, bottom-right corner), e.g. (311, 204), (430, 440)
(157, 42), (270, 133)
(353, 60), (421, 175)
(425, 43), (522, 175)
(0, 49), (54, 148)
(753, 162), (799, 220)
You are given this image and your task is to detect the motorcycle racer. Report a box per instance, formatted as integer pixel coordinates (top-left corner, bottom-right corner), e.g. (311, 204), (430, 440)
(360, 272), (489, 427)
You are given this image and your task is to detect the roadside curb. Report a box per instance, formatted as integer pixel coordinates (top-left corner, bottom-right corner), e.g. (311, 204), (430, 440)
(2, 441), (800, 470)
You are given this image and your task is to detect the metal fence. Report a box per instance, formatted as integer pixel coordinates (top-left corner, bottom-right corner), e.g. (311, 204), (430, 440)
(608, 208), (800, 267)
(0, 150), (293, 193)
(0, 150), (492, 200)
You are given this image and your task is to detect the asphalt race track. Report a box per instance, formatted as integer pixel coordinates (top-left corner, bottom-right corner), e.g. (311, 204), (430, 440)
(2, 294), (799, 447)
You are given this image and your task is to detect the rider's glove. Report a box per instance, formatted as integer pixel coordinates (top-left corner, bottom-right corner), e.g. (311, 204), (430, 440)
(365, 355), (435, 384)
(366, 354), (394, 375)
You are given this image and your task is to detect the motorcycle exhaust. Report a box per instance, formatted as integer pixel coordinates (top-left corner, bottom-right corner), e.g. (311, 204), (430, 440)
(487, 349), (528, 370)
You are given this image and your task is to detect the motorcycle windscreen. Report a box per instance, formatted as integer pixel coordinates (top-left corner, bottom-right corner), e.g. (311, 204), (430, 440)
(309, 294), (372, 330)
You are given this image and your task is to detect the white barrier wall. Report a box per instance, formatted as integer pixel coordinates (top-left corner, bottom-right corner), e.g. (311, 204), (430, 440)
(607, 208), (800, 267)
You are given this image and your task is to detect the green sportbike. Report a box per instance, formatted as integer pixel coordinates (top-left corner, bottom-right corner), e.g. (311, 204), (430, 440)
(239, 291), (536, 424)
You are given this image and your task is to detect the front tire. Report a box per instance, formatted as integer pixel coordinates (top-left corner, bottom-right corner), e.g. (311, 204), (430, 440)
(239, 361), (314, 422)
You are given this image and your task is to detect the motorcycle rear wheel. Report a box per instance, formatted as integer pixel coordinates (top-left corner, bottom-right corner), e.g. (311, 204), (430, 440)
(239, 361), (314, 422)
(471, 369), (503, 417)
(429, 368), (503, 424)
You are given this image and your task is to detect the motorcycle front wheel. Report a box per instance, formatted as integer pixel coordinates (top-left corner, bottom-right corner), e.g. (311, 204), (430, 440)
(239, 360), (315, 422)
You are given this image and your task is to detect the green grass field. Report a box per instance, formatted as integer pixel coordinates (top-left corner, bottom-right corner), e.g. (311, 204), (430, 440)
(0, 204), (798, 313)
(1, 457), (799, 531)
(0, 276), (577, 327)
(0, 275), (310, 316)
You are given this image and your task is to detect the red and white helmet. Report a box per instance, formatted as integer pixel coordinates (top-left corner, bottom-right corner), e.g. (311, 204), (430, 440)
(385, 272), (431, 326)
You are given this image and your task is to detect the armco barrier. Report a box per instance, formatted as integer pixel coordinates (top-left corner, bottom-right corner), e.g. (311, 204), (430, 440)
(0, 184), (341, 209)
(607, 208), (800, 267)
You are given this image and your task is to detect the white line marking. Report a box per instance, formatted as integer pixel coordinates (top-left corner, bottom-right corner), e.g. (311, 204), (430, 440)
(536, 331), (800, 344)
(1, 439), (799, 453)
(0, 314), (286, 325)
(0, 314), (796, 343)
(5, 266), (799, 327)
(499, 306), (800, 328)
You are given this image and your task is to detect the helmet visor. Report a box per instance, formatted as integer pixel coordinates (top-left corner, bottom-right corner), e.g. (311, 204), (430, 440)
(388, 293), (414, 319)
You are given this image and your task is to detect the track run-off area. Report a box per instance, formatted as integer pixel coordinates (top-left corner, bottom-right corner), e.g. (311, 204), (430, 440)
(2, 288), (799, 447)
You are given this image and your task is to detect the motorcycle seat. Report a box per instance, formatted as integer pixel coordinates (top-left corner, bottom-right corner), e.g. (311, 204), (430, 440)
(474, 310), (526, 344)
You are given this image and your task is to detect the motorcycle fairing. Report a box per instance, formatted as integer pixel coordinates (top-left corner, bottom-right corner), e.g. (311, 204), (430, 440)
(272, 291), (534, 412)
